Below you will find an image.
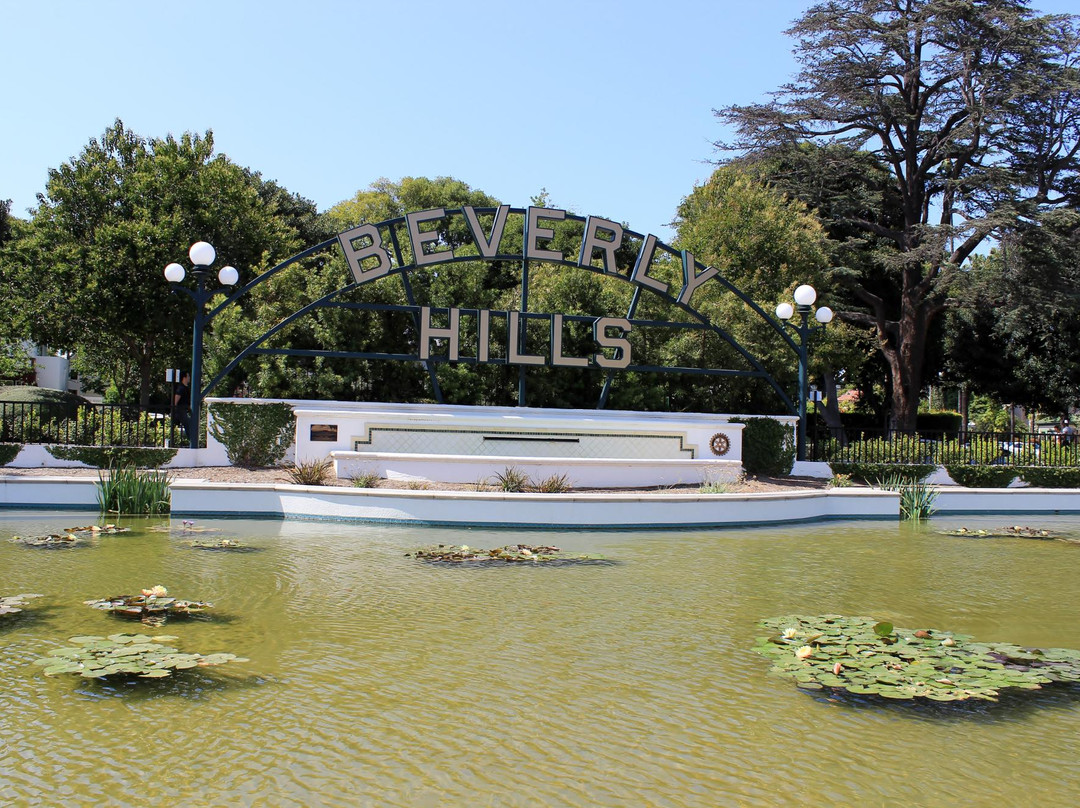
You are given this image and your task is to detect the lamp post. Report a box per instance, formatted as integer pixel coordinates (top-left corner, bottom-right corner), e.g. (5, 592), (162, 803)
(164, 242), (238, 449)
(776, 284), (833, 462)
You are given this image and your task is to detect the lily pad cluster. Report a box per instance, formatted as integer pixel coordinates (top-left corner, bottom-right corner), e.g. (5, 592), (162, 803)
(940, 525), (1058, 539)
(1, 593), (43, 616)
(939, 525), (1080, 545)
(754, 615), (1080, 702)
(11, 533), (84, 548)
(407, 543), (604, 564)
(84, 586), (212, 624)
(68, 524), (130, 536)
(33, 633), (246, 679)
(11, 523), (130, 548)
(187, 539), (260, 552)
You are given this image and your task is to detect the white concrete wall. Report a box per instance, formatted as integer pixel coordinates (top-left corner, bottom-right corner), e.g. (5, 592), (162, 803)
(170, 481), (898, 527)
(0, 475), (98, 508)
(33, 354), (70, 391)
(1, 443), (228, 469)
(333, 451), (743, 488)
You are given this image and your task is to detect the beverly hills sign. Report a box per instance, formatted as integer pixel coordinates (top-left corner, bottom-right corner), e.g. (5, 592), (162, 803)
(336, 206), (725, 370)
(200, 204), (796, 413)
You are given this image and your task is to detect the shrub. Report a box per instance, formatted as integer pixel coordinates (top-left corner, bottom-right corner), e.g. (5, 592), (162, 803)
(288, 457), (334, 486)
(55, 409), (169, 447)
(732, 417), (795, 476)
(828, 461), (935, 484)
(0, 443), (21, 466)
(876, 473), (938, 522)
(492, 466), (530, 492)
(1017, 467), (1080, 488)
(915, 411), (963, 433)
(208, 403), (295, 467)
(96, 466), (171, 514)
(350, 470), (381, 488)
(47, 446), (177, 468)
(533, 473), (571, 493)
(822, 435), (935, 464)
(944, 465), (1017, 488)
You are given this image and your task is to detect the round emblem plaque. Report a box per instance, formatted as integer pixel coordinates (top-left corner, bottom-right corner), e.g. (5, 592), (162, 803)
(710, 432), (731, 456)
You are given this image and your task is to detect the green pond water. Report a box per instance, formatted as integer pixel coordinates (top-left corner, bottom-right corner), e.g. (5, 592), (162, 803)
(2, 510), (1080, 807)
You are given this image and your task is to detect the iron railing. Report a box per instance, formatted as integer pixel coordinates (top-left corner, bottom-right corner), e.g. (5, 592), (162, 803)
(0, 400), (185, 448)
(809, 427), (1079, 467)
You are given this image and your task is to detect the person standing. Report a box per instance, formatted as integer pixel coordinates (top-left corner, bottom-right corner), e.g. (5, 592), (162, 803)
(1062, 419), (1076, 447)
(173, 371), (192, 442)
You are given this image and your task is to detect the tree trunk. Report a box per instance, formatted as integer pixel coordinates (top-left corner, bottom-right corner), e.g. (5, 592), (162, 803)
(138, 346), (154, 410)
(820, 369), (847, 445)
(885, 289), (929, 432)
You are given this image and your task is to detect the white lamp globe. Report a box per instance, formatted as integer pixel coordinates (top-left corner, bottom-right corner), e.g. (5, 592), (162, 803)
(164, 262), (186, 283)
(815, 306), (834, 324)
(189, 241), (216, 266)
(218, 265), (239, 286)
(793, 284), (817, 307)
(775, 302), (794, 320)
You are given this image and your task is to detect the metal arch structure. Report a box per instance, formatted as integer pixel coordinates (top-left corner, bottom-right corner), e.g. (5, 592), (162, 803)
(196, 206), (805, 417)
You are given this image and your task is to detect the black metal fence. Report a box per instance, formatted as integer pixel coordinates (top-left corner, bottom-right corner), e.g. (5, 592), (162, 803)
(0, 400), (185, 447)
(809, 427), (1079, 467)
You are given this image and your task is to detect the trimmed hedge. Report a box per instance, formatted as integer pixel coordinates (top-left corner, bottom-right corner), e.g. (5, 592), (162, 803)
(0, 443), (21, 466)
(732, 417), (795, 476)
(827, 461), (935, 484)
(944, 465), (1017, 488)
(1017, 467), (1080, 488)
(208, 402), (296, 467)
(47, 446), (177, 468)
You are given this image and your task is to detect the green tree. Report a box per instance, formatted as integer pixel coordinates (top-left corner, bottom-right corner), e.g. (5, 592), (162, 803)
(717, 1), (1080, 429)
(670, 166), (837, 413)
(221, 176), (515, 403)
(6, 120), (317, 407)
(946, 210), (1080, 414)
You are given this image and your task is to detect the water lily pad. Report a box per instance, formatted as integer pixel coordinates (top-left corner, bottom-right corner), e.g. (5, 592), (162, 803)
(0, 593), (43, 616)
(85, 587), (212, 625)
(754, 615), (1080, 703)
(186, 539), (262, 552)
(35, 634), (246, 680)
(407, 543), (608, 564)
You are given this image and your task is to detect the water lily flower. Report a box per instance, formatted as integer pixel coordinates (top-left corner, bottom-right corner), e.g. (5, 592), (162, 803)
(941, 637), (956, 647)
(141, 585), (168, 598)
(782, 628), (798, 640)
(795, 645), (814, 659)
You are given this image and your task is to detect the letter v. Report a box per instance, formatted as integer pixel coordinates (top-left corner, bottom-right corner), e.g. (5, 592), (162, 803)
(463, 205), (510, 258)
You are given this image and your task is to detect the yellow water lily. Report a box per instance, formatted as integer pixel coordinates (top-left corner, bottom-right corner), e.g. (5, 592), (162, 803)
(795, 645), (814, 659)
(782, 628), (798, 640)
(141, 585), (168, 598)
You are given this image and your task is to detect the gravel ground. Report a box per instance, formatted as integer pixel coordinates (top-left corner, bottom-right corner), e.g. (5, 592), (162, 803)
(0, 465), (831, 494)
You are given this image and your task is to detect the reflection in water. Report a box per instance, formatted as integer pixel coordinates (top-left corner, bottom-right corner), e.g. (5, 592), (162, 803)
(2, 511), (1080, 806)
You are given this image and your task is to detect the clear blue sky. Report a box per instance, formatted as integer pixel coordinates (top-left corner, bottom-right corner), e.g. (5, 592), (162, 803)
(3, 0), (1075, 242)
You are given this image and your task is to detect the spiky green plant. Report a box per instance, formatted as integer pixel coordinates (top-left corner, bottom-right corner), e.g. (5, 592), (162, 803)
(492, 466), (530, 492)
(876, 473), (938, 521)
(288, 457), (335, 486)
(533, 473), (571, 493)
(96, 465), (171, 515)
(350, 470), (381, 488)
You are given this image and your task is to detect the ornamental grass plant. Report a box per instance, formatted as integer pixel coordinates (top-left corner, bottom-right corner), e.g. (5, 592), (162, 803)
(96, 465), (171, 515)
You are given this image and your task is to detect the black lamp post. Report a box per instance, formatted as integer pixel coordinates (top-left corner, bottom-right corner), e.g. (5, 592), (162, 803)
(776, 284), (833, 462)
(164, 242), (238, 449)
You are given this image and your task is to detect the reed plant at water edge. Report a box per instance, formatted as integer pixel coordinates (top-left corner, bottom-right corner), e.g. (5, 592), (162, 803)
(875, 473), (938, 522)
(96, 465), (172, 515)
